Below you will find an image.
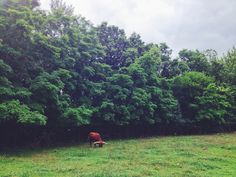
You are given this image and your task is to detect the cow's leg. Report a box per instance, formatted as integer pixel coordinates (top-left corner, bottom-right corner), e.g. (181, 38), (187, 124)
(94, 142), (97, 148)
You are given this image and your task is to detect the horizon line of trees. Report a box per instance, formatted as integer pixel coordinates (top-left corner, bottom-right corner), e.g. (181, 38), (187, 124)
(0, 0), (235, 138)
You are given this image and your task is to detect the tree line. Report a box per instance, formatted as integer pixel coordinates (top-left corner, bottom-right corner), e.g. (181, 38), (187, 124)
(0, 0), (235, 145)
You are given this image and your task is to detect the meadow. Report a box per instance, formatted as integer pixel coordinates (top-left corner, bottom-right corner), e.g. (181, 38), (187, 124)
(0, 132), (236, 177)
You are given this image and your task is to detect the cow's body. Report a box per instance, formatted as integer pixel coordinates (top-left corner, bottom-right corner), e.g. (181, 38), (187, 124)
(88, 132), (103, 147)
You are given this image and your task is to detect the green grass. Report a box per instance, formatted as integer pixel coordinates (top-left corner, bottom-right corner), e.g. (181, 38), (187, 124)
(0, 132), (236, 177)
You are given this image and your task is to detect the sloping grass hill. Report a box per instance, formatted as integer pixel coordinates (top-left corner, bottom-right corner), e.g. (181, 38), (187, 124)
(0, 132), (236, 177)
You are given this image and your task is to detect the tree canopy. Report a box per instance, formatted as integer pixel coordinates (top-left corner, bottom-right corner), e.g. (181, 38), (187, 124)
(0, 0), (235, 144)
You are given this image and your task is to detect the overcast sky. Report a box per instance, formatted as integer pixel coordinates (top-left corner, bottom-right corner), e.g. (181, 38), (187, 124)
(40, 0), (236, 57)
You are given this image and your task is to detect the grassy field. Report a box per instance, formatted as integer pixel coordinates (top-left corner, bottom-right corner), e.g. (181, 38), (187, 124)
(0, 133), (236, 177)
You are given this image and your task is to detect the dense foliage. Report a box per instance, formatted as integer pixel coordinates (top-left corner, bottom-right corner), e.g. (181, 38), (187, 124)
(0, 0), (235, 142)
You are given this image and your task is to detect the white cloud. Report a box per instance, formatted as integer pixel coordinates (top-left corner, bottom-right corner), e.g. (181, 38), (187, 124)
(39, 0), (236, 57)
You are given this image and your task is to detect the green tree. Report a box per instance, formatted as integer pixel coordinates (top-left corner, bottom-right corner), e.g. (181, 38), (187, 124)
(221, 47), (236, 86)
(129, 88), (156, 125)
(179, 49), (210, 73)
(149, 85), (182, 124)
(137, 46), (161, 76)
(159, 43), (172, 62)
(30, 71), (71, 126)
(193, 84), (234, 124)
(63, 106), (93, 126)
(0, 100), (46, 125)
(161, 59), (189, 78)
(0, 59), (14, 101)
(97, 22), (129, 69)
(173, 72), (214, 122)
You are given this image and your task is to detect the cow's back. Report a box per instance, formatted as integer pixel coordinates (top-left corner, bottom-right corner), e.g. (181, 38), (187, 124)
(88, 132), (102, 141)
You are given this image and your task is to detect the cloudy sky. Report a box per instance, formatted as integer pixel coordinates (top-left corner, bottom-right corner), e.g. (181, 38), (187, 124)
(40, 0), (236, 56)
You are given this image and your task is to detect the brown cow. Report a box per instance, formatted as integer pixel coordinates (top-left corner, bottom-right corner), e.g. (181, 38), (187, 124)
(88, 132), (106, 147)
